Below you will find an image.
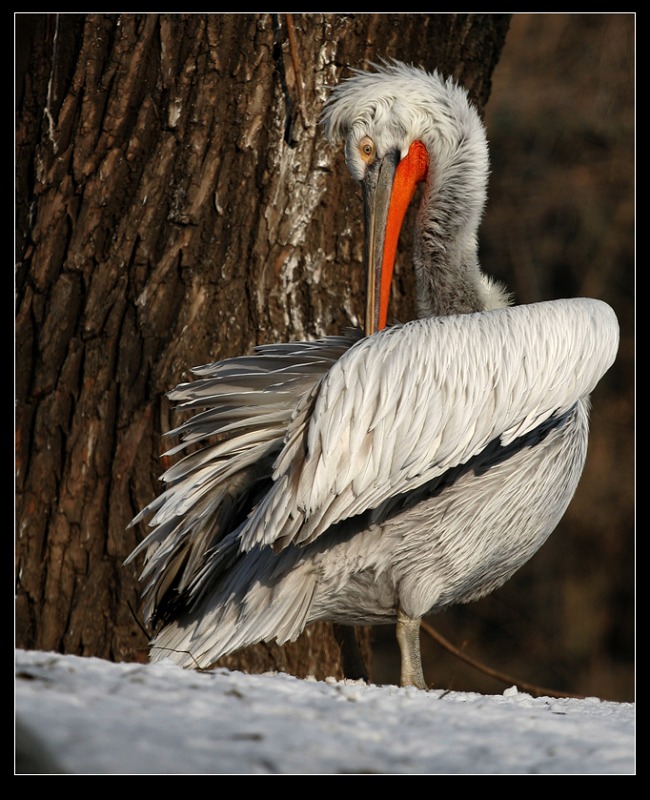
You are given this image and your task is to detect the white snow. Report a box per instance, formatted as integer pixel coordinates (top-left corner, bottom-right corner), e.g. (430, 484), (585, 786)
(15, 649), (634, 775)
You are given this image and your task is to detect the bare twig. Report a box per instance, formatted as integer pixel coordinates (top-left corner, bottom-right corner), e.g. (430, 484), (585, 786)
(421, 620), (586, 700)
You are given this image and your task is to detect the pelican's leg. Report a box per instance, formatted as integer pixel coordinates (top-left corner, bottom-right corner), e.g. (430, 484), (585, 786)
(333, 624), (369, 682)
(396, 608), (426, 689)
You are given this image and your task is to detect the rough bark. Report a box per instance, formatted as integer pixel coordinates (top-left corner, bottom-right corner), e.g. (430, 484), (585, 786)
(15, 13), (510, 677)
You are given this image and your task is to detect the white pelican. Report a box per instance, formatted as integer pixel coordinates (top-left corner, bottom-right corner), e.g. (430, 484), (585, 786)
(127, 61), (619, 689)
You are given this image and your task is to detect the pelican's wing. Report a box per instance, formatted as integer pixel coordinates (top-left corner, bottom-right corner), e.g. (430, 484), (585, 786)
(127, 330), (362, 620)
(238, 298), (619, 552)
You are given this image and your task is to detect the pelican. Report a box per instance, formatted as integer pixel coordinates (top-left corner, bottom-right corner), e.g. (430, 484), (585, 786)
(127, 61), (619, 689)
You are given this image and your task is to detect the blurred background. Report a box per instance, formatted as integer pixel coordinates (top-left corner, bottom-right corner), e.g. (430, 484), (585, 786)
(372, 13), (635, 702)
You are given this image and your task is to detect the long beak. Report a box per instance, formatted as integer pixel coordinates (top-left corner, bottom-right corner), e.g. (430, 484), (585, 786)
(362, 141), (429, 336)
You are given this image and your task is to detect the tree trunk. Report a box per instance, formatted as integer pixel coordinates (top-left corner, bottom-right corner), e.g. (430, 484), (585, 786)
(15, 13), (510, 678)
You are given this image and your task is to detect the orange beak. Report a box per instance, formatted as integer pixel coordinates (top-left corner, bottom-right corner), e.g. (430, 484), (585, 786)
(362, 140), (429, 335)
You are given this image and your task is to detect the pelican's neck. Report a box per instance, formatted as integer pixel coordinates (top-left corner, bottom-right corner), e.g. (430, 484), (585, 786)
(412, 134), (510, 318)
(413, 218), (486, 317)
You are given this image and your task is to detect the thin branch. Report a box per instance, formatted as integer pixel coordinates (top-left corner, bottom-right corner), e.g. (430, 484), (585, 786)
(421, 620), (586, 700)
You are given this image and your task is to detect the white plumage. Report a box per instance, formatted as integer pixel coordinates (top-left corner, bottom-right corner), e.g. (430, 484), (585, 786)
(127, 61), (619, 688)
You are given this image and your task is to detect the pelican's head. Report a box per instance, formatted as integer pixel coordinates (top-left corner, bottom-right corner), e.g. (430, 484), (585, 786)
(322, 60), (490, 333)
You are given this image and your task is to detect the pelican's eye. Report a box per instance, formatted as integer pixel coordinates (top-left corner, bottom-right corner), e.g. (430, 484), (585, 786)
(358, 136), (376, 165)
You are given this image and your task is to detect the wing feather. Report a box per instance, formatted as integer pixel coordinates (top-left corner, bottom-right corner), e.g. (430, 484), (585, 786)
(238, 298), (619, 552)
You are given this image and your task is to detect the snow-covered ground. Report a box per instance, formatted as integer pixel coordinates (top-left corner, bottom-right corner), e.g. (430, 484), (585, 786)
(15, 649), (635, 775)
